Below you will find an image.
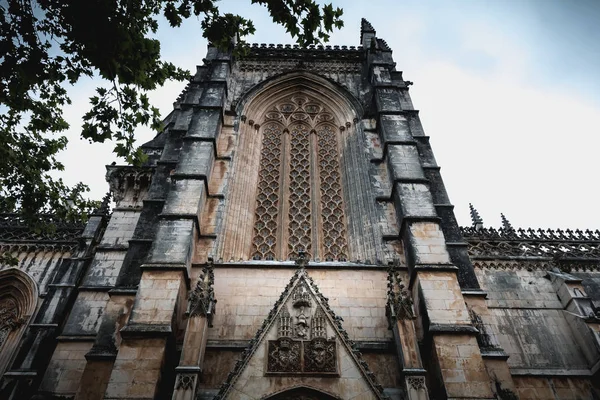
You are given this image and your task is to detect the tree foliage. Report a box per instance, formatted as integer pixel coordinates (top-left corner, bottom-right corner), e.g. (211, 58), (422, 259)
(0, 0), (343, 223)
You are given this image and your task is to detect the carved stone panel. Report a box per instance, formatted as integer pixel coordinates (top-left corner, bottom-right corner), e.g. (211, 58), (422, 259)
(304, 338), (337, 373)
(267, 338), (302, 373)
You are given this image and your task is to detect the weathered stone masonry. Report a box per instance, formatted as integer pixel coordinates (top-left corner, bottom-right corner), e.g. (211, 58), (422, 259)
(1, 18), (600, 400)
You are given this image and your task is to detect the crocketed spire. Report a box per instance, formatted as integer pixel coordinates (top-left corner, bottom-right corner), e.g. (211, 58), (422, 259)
(500, 213), (515, 233)
(469, 203), (484, 230)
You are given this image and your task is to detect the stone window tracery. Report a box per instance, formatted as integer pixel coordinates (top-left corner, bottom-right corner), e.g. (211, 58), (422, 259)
(251, 95), (349, 261)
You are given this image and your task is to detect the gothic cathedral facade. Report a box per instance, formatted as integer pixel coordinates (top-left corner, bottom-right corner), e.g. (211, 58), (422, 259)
(1, 19), (600, 400)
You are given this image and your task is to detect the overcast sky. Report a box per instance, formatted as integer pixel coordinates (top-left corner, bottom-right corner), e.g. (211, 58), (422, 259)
(58, 0), (600, 230)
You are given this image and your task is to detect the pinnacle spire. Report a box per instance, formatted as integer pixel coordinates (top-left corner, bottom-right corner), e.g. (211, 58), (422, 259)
(500, 213), (514, 232)
(361, 18), (375, 34)
(469, 203), (484, 230)
(360, 18), (376, 48)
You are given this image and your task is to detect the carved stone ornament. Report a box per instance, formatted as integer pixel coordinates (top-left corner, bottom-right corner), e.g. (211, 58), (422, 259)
(105, 166), (154, 203)
(216, 268), (388, 400)
(267, 337), (302, 373)
(250, 93), (349, 262)
(175, 373), (196, 390)
(407, 376), (426, 391)
(386, 261), (415, 321)
(187, 262), (216, 326)
(0, 299), (23, 349)
(462, 226), (600, 272)
(304, 338), (337, 373)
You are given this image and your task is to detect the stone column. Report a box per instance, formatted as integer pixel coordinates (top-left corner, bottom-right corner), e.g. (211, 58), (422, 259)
(171, 263), (215, 400)
(367, 28), (494, 399)
(386, 264), (429, 400)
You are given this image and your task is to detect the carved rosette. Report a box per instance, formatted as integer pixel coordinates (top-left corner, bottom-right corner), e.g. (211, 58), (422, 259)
(187, 262), (216, 326)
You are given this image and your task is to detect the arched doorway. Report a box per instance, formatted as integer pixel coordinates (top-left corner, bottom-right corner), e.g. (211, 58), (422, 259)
(263, 385), (342, 400)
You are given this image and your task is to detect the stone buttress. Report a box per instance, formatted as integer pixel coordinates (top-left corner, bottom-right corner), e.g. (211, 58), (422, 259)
(4, 17), (600, 400)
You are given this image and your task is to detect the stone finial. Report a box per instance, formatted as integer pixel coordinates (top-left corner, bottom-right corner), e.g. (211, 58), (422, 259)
(469, 203), (484, 231)
(500, 213), (515, 233)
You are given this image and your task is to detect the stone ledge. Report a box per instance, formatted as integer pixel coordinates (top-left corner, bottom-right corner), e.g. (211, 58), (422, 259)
(461, 290), (488, 298)
(203, 261), (389, 269)
(96, 244), (129, 252)
(120, 323), (172, 338)
(414, 263), (458, 272)
(78, 285), (112, 292)
(510, 367), (592, 377)
(402, 368), (427, 376)
(481, 348), (509, 360)
(429, 323), (478, 335)
(108, 288), (138, 296)
(56, 335), (96, 342)
(3, 371), (37, 379)
(175, 366), (202, 374)
(85, 351), (117, 361)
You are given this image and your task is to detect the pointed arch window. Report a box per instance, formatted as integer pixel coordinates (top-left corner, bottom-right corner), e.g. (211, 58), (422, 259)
(251, 95), (349, 262)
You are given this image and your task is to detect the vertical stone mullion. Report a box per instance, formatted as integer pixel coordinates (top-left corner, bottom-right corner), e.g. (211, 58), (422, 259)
(309, 129), (322, 261)
(277, 127), (289, 260)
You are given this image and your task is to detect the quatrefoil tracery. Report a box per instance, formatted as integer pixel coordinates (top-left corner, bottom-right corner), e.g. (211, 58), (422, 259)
(263, 95), (335, 129)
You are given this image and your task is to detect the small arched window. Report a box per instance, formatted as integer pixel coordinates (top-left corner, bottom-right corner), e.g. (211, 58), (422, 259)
(251, 95), (349, 262)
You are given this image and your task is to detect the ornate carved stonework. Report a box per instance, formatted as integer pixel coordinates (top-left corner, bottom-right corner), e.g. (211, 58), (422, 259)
(0, 298), (22, 349)
(238, 59), (362, 77)
(267, 338), (302, 373)
(287, 123), (312, 259)
(292, 283), (312, 339)
(175, 373), (196, 390)
(304, 338), (337, 373)
(468, 308), (498, 350)
(462, 226), (600, 272)
(187, 262), (216, 326)
(317, 124), (348, 261)
(252, 123), (282, 260)
(105, 165), (154, 203)
(407, 376), (426, 391)
(217, 269), (386, 399)
(386, 261), (415, 321)
(250, 94), (350, 261)
(311, 308), (327, 339)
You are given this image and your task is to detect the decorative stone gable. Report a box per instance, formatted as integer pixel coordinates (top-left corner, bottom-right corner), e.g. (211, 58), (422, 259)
(265, 277), (337, 375)
(214, 263), (388, 400)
